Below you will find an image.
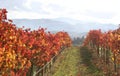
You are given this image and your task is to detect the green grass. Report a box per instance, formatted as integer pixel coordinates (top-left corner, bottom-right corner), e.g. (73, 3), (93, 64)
(52, 46), (104, 76)
(52, 47), (80, 76)
(80, 46), (104, 76)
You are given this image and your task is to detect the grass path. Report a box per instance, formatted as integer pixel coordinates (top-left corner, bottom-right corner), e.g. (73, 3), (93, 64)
(51, 46), (103, 76)
(52, 47), (80, 76)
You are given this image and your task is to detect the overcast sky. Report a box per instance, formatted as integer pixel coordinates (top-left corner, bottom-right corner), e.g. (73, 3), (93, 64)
(0, 0), (120, 24)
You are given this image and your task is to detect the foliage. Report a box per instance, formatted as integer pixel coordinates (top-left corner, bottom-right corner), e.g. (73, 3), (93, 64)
(0, 8), (72, 76)
(83, 27), (120, 75)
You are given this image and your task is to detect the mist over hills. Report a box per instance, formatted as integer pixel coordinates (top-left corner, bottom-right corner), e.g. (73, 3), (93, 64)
(12, 18), (118, 38)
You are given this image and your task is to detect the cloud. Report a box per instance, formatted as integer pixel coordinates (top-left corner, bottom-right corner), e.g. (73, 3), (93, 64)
(47, 4), (64, 12)
(85, 10), (116, 19)
(0, 0), (24, 10)
(0, 0), (51, 19)
(0, 0), (120, 24)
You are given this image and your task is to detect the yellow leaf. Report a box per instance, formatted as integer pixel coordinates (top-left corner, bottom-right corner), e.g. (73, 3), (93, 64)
(112, 57), (114, 61)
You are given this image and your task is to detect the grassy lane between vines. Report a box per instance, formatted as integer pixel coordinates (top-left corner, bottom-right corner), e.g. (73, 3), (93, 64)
(51, 46), (104, 76)
(79, 46), (104, 76)
(52, 47), (80, 76)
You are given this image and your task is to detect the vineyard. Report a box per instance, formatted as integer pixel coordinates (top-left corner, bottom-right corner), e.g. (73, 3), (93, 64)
(0, 9), (72, 76)
(0, 8), (120, 76)
(84, 28), (120, 75)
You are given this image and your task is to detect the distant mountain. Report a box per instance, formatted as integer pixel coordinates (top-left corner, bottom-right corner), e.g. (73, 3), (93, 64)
(53, 17), (81, 25)
(53, 17), (118, 32)
(12, 18), (119, 38)
(13, 19), (74, 32)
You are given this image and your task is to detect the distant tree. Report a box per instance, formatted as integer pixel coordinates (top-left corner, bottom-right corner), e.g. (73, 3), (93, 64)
(72, 36), (85, 45)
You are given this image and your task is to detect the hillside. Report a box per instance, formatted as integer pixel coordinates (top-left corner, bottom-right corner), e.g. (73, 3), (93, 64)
(12, 18), (118, 38)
